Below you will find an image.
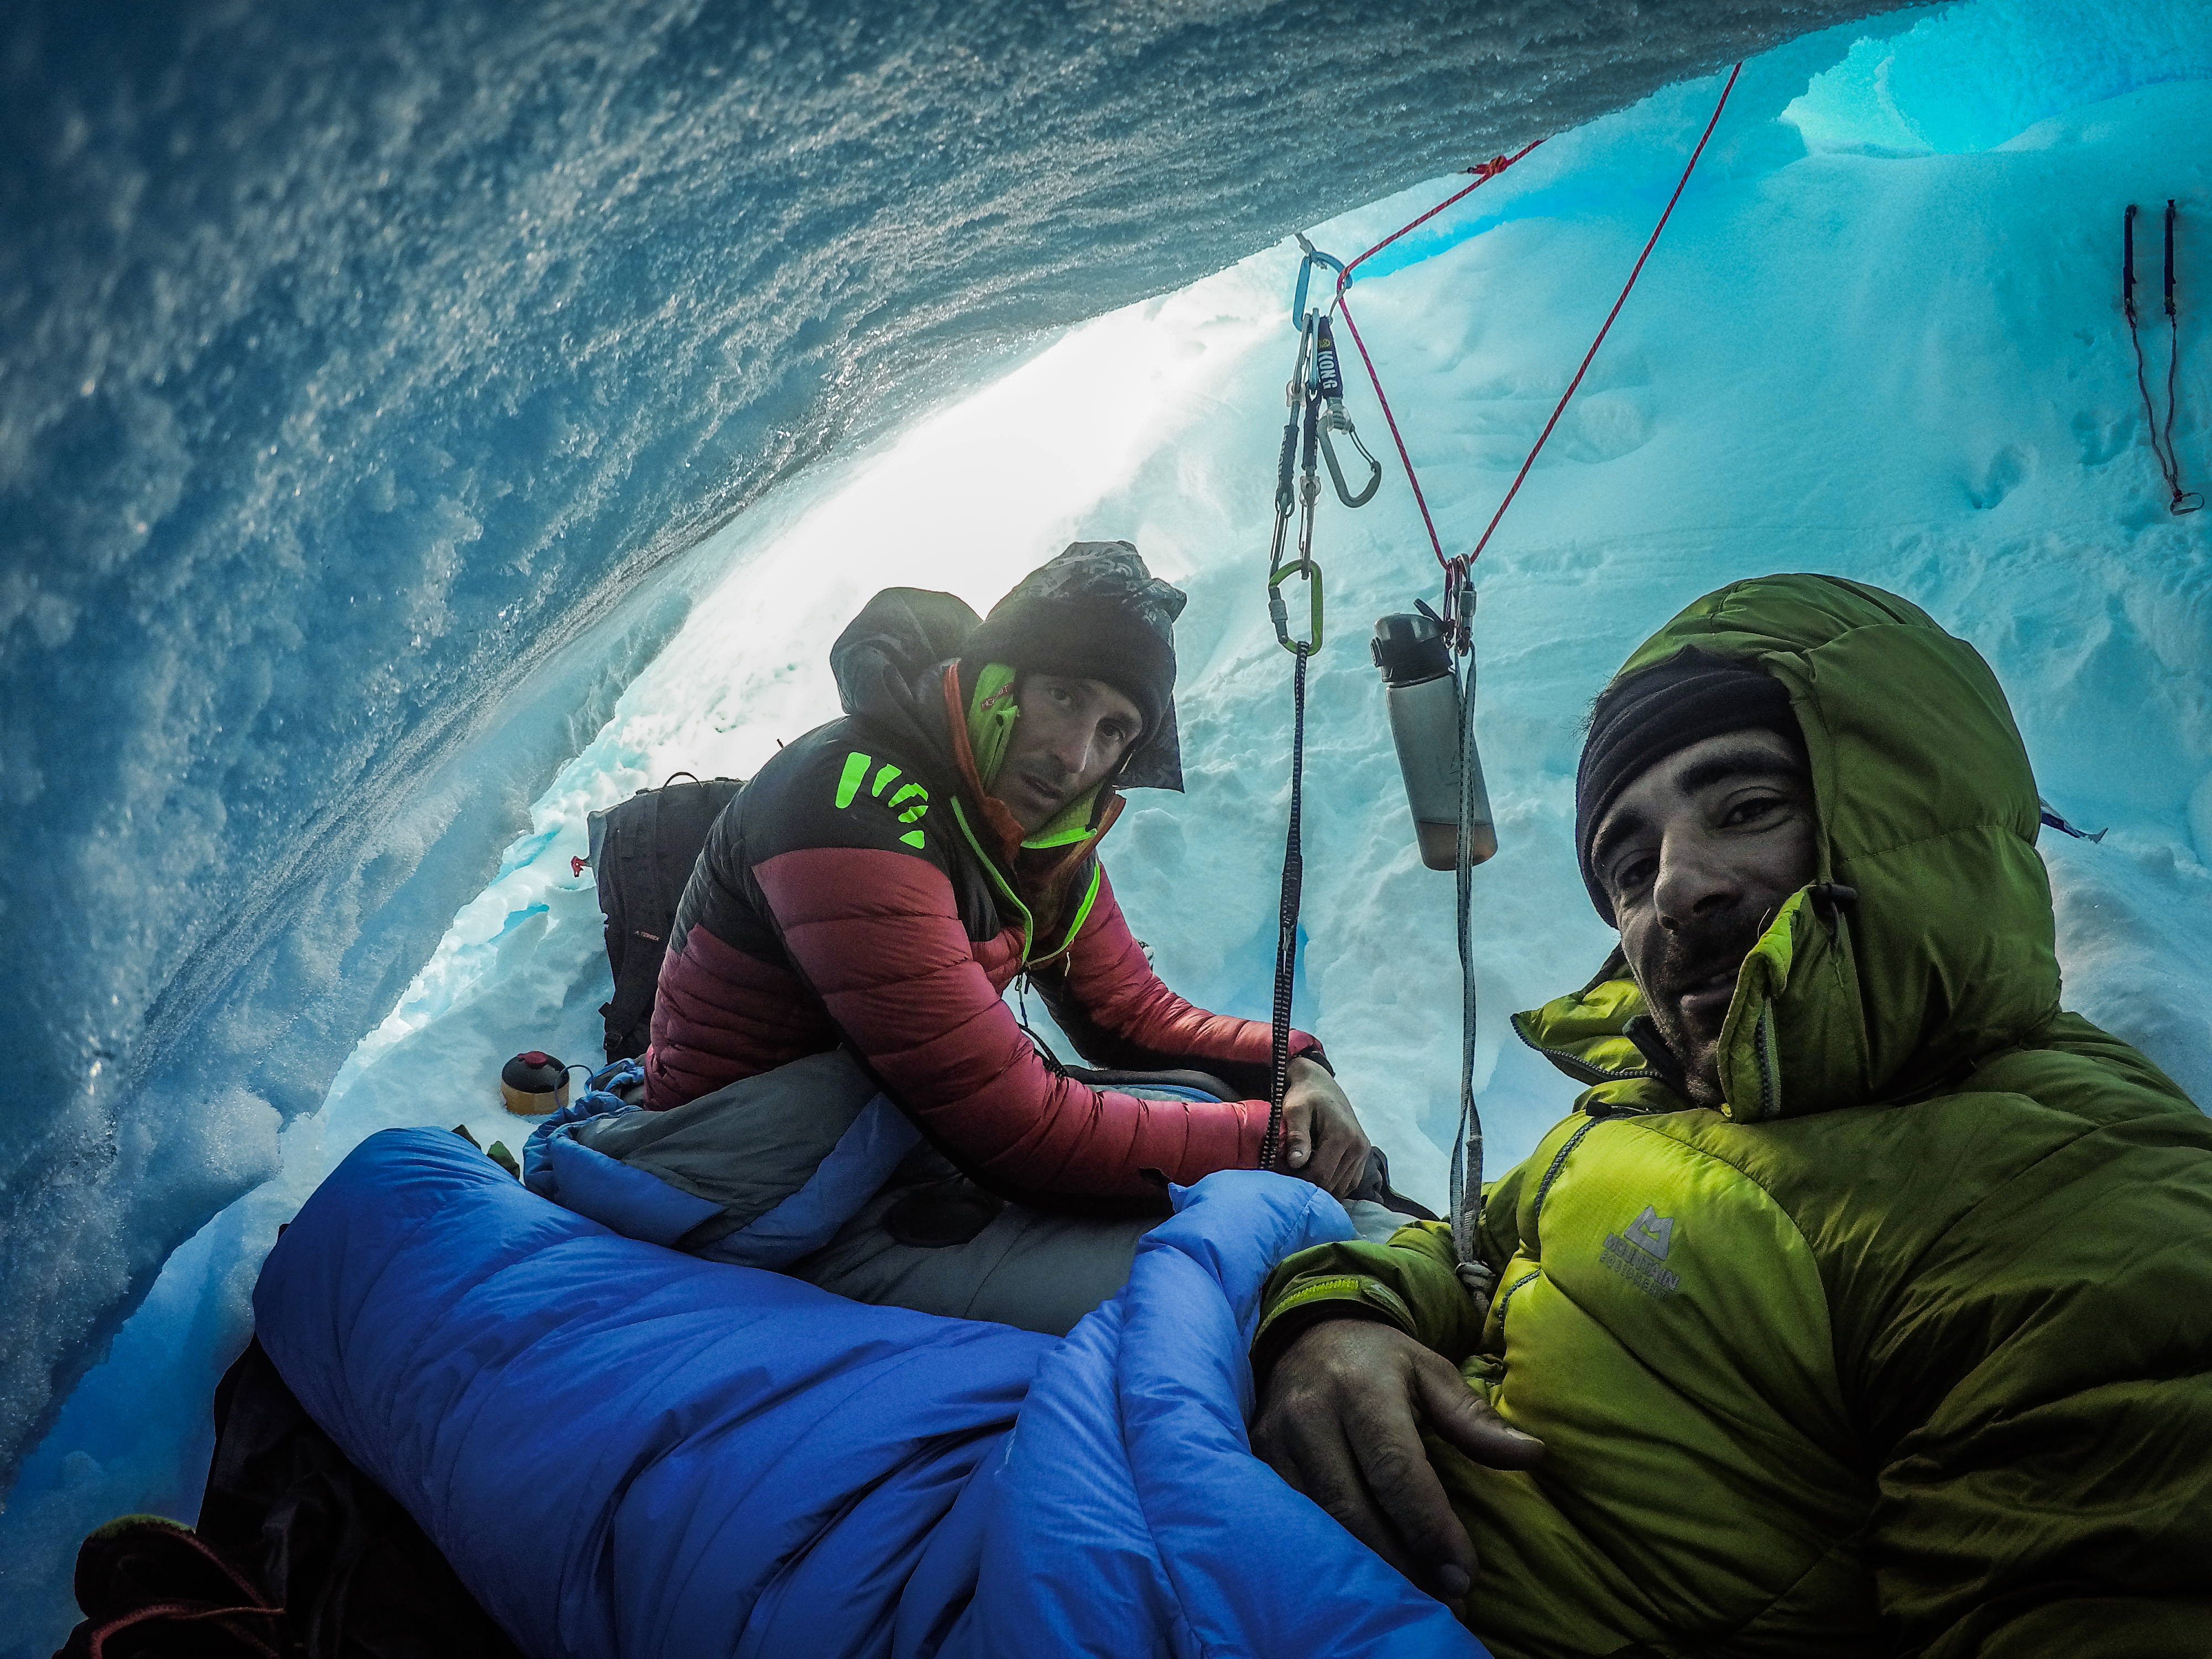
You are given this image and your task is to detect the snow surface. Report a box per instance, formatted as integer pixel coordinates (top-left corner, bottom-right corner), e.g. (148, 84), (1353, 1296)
(7, 0), (2212, 1644)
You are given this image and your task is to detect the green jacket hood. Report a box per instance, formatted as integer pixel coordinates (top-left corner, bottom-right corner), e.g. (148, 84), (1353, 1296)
(1516, 573), (2059, 1123)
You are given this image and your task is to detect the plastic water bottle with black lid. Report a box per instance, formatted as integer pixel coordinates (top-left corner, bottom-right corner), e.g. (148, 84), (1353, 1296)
(1372, 611), (1497, 870)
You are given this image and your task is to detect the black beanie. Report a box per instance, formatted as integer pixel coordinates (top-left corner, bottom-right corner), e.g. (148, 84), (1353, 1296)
(959, 540), (1186, 792)
(1575, 651), (1803, 922)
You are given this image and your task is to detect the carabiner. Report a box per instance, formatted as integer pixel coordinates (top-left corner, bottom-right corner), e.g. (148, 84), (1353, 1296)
(1439, 557), (1474, 655)
(1319, 420), (1383, 508)
(1269, 557), (1324, 654)
(1311, 315), (1382, 508)
(1291, 233), (1346, 329)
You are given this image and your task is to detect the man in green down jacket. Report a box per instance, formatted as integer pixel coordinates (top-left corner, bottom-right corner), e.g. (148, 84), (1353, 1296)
(1251, 573), (2212, 1657)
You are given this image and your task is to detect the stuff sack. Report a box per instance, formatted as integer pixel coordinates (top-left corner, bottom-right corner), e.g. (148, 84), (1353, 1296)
(583, 773), (743, 1062)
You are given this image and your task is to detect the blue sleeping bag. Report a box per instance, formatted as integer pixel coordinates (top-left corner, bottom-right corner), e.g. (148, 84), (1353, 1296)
(253, 1128), (1487, 1658)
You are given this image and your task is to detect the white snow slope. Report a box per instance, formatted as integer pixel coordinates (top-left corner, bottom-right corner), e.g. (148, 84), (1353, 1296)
(6, 0), (2211, 1644)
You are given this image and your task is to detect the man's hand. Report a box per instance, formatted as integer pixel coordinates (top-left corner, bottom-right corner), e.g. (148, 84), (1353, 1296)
(1279, 1057), (1371, 1197)
(1251, 1317), (1543, 1604)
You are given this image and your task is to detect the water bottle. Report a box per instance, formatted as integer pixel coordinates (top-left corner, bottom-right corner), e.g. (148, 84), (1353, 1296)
(1371, 612), (1498, 870)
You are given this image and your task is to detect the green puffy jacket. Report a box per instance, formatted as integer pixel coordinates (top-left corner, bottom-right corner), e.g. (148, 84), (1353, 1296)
(1258, 575), (2212, 1658)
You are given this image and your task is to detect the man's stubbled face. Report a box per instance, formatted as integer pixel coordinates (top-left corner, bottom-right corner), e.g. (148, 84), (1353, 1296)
(1588, 729), (1818, 1107)
(995, 674), (1143, 833)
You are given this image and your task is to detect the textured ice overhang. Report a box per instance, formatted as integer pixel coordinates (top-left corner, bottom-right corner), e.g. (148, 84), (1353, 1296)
(0, 0), (1914, 1485)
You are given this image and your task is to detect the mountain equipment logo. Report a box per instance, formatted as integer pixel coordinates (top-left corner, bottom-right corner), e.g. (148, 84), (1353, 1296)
(833, 752), (930, 848)
(1624, 1206), (1673, 1259)
(1599, 1204), (1681, 1299)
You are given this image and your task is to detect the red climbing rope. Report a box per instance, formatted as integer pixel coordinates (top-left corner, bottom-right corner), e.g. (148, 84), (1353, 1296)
(1466, 62), (1741, 565)
(1333, 144), (1543, 571)
(1332, 300), (1442, 566)
(1329, 64), (1743, 572)
(1342, 142), (1547, 281)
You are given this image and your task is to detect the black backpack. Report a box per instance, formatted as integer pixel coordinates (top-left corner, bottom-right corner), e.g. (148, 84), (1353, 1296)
(586, 773), (745, 1063)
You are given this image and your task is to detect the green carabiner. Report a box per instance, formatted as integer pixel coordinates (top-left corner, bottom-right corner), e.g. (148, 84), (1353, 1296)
(1267, 558), (1323, 654)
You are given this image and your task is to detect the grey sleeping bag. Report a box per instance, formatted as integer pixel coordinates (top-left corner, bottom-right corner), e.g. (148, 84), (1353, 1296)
(521, 1050), (1153, 1335)
(521, 1048), (1418, 1337)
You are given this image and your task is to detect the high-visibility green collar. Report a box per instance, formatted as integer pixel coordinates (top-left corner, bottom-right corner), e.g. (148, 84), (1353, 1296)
(967, 663), (1021, 789)
(965, 661), (1105, 849)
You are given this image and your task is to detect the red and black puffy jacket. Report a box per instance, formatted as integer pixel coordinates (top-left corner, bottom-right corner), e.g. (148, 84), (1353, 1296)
(643, 586), (1321, 1206)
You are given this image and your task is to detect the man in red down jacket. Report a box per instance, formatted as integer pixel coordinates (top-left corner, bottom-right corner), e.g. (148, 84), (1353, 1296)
(643, 540), (1374, 1208)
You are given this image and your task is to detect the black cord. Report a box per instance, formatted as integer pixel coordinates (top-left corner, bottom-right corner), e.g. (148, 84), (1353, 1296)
(1015, 973), (1067, 1073)
(1262, 643), (1308, 1170)
(2164, 263), (2202, 513)
(2127, 200), (2203, 514)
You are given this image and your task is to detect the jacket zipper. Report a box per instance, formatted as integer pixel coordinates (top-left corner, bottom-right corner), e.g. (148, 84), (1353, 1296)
(951, 797), (1035, 963)
(1507, 1010), (1666, 1086)
(1493, 1117), (1604, 1338)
